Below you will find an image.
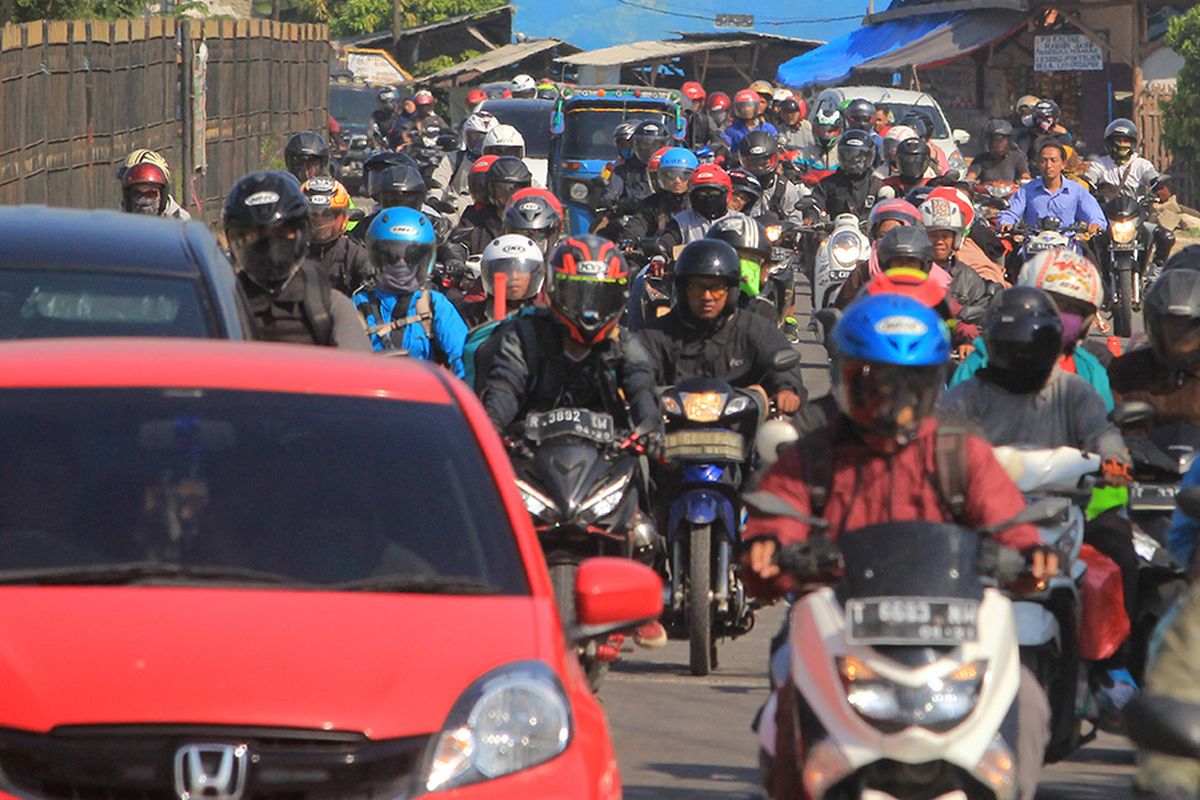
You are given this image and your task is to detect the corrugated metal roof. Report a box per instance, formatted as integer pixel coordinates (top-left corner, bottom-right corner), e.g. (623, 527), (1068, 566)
(395, 4), (513, 37)
(672, 30), (826, 47)
(424, 38), (575, 80)
(558, 37), (755, 67)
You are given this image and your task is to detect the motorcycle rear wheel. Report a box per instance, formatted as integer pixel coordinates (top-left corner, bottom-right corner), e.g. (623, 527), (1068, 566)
(688, 524), (715, 676)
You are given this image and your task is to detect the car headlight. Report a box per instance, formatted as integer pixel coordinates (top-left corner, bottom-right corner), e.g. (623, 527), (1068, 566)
(682, 391), (725, 422)
(424, 661), (572, 792)
(723, 394), (754, 416)
(1111, 218), (1138, 244)
(580, 472), (633, 521)
(568, 181), (590, 202)
(829, 231), (862, 268)
(837, 657), (985, 733)
(516, 478), (557, 522)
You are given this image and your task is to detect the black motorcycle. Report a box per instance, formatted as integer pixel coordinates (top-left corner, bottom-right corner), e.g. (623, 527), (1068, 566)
(1095, 193), (1158, 338)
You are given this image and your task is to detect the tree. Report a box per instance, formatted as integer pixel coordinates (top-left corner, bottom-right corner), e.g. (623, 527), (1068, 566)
(2, 0), (148, 24)
(1162, 4), (1200, 185)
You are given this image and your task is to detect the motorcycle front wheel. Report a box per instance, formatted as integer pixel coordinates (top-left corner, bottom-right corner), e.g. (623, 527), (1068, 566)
(688, 524), (715, 676)
(1114, 258), (1135, 339)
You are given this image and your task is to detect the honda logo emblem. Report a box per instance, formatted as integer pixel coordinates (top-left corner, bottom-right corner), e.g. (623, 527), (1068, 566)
(174, 744), (249, 800)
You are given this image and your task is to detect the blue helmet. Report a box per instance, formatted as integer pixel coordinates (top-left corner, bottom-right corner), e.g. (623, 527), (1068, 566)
(366, 206), (437, 287)
(831, 294), (949, 450)
(659, 147), (699, 172)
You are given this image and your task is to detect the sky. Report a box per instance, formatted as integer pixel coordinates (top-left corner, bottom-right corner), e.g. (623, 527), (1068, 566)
(512, 0), (868, 52)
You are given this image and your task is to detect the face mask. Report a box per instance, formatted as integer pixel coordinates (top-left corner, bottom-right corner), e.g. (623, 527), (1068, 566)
(1038, 118), (1054, 132)
(691, 191), (727, 221)
(131, 196), (160, 215)
(1020, 114), (1033, 128)
(234, 235), (306, 292)
(618, 146), (633, 161)
(1058, 312), (1090, 350)
(378, 260), (420, 294)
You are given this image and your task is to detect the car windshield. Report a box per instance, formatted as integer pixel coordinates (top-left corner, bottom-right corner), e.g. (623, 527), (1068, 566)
(0, 389), (528, 594)
(0, 271), (211, 339)
(881, 102), (950, 139)
(330, 86), (378, 126)
(480, 101), (551, 158)
(562, 107), (672, 161)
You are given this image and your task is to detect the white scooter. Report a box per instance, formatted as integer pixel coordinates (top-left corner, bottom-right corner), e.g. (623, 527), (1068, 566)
(811, 213), (869, 340)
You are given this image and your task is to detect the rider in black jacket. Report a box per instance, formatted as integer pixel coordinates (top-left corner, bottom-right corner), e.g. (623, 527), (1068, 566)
(809, 130), (884, 221)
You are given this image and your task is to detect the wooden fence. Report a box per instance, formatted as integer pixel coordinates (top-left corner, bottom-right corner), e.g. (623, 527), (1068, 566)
(1138, 80), (1193, 207)
(0, 16), (329, 221)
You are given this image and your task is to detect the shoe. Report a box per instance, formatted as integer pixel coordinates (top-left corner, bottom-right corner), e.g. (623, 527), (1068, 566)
(1095, 668), (1139, 730)
(633, 620), (667, 649)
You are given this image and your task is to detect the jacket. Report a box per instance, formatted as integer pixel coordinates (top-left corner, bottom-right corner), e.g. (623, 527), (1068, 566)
(241, 265), (370, 350)
(640, 304), (805, 397)
(304, 235), (372, 296)
(723, 119), (778, 155)
(951, 338), (1115, 410)
(600, 158), (652, 210)
(747, 175), (809, 223)
(942, 258), (995, 325)
(448, 204), (502, 257)
(1109, 346), (1200, 428)
(740, 411), (1040, 601)
(352, 286), (468, 377)
(479, 308), (661, 434)
(954, 237), (1009, 286)
(809, 171), (885, 221)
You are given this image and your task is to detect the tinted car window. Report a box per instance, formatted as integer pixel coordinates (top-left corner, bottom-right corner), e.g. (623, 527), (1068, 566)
(0, 389), (528, 594)
(480, 101), (551, 158)
(881, 102), (950, 139)
(562, 108), (671, 161)
(0, 271), (212, 339)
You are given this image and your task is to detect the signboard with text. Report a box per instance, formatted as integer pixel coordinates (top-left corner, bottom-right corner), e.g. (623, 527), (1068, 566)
(1034, 34), (1104, 72)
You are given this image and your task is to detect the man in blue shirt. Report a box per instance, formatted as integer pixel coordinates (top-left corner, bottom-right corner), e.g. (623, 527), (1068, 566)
(724, 89), (778, 155)
(998, 140), (1106, 235)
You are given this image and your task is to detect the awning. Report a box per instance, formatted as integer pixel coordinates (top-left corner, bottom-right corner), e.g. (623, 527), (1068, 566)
(776, 9), (1025, 88)
(424, 39), (577, 83)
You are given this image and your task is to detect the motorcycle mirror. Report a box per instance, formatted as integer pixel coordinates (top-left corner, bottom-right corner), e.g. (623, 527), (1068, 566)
(1109, 400), (1158, 429)
(1126, 695), (1200, 760)
(348, 207), (366, 222)
(1178, 486), (1200, 520)
(771, 349), (801, 372)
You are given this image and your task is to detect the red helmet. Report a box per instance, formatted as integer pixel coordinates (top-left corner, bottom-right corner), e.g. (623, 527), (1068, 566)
(794, 96), (808, 118)
(121, 162), (170, 215)
(647, 145), (670, 173)
(547, 235), (630, 345)
(689, 163), (733, 194)
(707, 92), (730, 112)
(688, 164), (732, 220)
(465, 88), (487, 106)
(734, 89), (760, 120)
(468, 154), (500, 205)
(866, 267), (947, 309)
(414, 89), (435, 107)
(681, 81), (706, 104)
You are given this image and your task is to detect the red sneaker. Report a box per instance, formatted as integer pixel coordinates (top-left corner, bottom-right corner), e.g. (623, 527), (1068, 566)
(633, 621), (667, 649)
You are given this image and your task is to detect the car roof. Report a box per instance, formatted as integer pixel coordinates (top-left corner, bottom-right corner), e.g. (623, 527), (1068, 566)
(0, 206), (215, 277)
(480, 98), (555, 112)
(0, 338), (455, 404)
(821, 86), (947, 116)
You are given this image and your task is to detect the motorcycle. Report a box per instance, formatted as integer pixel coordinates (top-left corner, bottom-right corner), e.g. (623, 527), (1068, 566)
(659, 349), (800, 676)
(511, 408), (657, 689)
(970, 180), (1018, 224)
(1111, 400), (1200, 543)
(1094, 193), (1158, 338)
(621, 238), (673, 331)
(812, 213), (868, 336)
(997, 218), (1090, 285)
(760, 507), (1055, 800)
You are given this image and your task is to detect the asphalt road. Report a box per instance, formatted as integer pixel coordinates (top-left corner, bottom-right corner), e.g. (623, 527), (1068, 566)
(603, 278), (1137, 799)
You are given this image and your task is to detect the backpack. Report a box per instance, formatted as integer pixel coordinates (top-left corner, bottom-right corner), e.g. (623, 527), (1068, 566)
(300, 262), (335, 346)
(361, 290), (442, 361)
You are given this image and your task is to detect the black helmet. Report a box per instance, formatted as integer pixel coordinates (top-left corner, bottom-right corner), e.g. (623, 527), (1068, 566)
(877, 225), (934, 270)
(900, 111), (933, 140)
(284, 132), (330, 182)
(843, 98), (877, 132)
(738, 130), (779, 180)
(705, 213), (771, 259)
(729, 168), (764, 207)
(363, 150), (420, 199)
(904, 184), (934, 209)
(982, 118), (1014, 139)
(502, 191), (563, 254)
(895, 137), (930, 181)
(1145, 254), (1200, 372)
(486, 156), (533, 210)
(376, 164), (427, 210)
(1104, 118), (1139, 163)
(982, 287), (1063, 393)
(223, 170), (311, 293)
(837, 130), (875, 178)
(632, 120), (671, 163)
(675, 238), (741, 317)
(1033, 99), (1060, 130)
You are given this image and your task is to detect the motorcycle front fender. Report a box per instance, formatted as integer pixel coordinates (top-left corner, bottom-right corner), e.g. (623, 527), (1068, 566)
(667, 488), (738, 541)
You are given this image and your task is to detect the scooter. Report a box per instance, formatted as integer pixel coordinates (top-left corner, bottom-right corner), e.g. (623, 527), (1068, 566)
(812, 213), (868, 339)
(1111, 400), (1200, 543)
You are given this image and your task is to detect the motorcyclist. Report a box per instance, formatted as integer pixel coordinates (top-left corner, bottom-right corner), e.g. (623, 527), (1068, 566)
(1013, 94), (1040, 130)
(879, 136), (938, 199)
(612, 121), (638, 165)
(738, 131), (808, 223)
(509, 73), (537, 99)
(223, 171), (369, 350)
(118, 149), (191, 220)
(481, 124), (527, 160)
(998, 140), (1106, 236)
(1017, 99), (1074, 168)
(300, 177), (371, 296)
(431, 110), (498, 222)
(968, 118), (1032, 183)
(371, 87), (403, 146)
(615, 146), (696, 241)
(120, 162), (179, 219)
(742, 292), (1048, 800)
(841, 97), (884, 161)
(501, 187), (563, 257)
(704, 92), (731, 133)
(600, 120), (666, 213)
(283, 131), (331, 183)
(658, 163), (732, 251)
(774, 96), (813, 150)
(463, 234), (547, 385)
(836, 220), (950, 310)
(921, 187), (1008, 286)
(449, 155), (532, 256)
(640, 238), (804, 411)
(796, 100), (842, 176)
(728, 168), (764, 215)
(900, 110), (950, 176)
(353, 206), (468, 373)
(463, 88), (487, 116)
(704, 213), (777, 314)
(808, 130), (883, 220)
(724, 88), (778, 155)
(409, 89), (448, 134)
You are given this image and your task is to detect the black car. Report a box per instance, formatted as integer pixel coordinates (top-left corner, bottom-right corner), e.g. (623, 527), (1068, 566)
(330, 82), (378, 194)
(0, 207), (253, 340)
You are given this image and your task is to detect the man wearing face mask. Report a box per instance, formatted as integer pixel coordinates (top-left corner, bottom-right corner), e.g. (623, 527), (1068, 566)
(808, 130), (883, 221)
(658, 164), (732, 252)
(738, 131), (808, 223)
(601, 120), (669, 215)
(118, 150), (191, 220)
(224, 171), (369, 349)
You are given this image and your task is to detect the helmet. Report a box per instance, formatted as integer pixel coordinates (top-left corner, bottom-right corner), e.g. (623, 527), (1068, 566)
(707, 92), (730, 111)
(502, 187), (563, 254)
(468, 154), (499, 205)
(739, 130), (779, 180)
(905, 184), (934, 209)
(681, 81), (706, 104)
(830, 294), (950, 451)
(486, 156), (533, 210)
(866, 267), (948, 309)
(366, 207), (437, 291)
(919, 187), (974, 249)
(658, 146), (699, 192)
(674, 238), (742, 312)
(377, 87), (399, 106)
(363, 150), (419, 197)
(734, 89), (760, 121)
(462, 111), (499, 156)
(481, 234), (546, 301)
(510, 74), (537, 96)
(646, 146), (668, 188)
(689, 164), (732, 221)
(413, 89), (435, 108)
(867, 198), (922, 240)
(843, 98), (877, 132)
(983, 287), (1063, 393)
(706, 213), (771, 259)
(465, 88), (487, 108)
(482, 124), (525, 159)
(301, 176), (351, 243)
(1104, 118), (1139, 163)
(283, 131), (330, 181)
(121, 149), (172, 183)
(982, 118), (1014, 139)
(877, 225), (934, 271)
(729, 168), (764, 208)
(894, 137), (929, 181)
(121, 162), (170, 215)
(375, 163), (427, 210)
(772, 88), (793, 104)
(546, 235), (630, 345)
(750, 80), (774, 100)
(814, 101), (843, 147)
(836, 130), (875, 178)
(1016, 94), (1040, 113)
(1145, 258), (1200, 371)
(632, 120), (671, 163)
(223, 171), (311, 294)
(613, 121), (638, 160)
(881, 124), (917, 166)
(1033, 99), (1059, 131)
(1017, 249), (1103, 309)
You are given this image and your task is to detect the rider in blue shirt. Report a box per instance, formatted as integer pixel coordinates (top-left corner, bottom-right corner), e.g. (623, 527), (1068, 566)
(998, 140), (1106, 233)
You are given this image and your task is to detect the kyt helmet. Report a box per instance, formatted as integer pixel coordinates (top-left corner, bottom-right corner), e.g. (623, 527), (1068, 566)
(982, 118), (1014, 139)
(413, 89), (435, 108)
(120, 148), (172, 184)
(223, 170), (311, 294)
(462, 111), (499, 156)
(121, 162), (170, 215)
(734, 89), (760, 121)
(546, 235), (630, 345)
(675, 238), (742, 317)
(1017, 248), (1103, 310)
(919, 187), (974, 249)
(510, 74), (537, 97)
(1033, 99), (1060, 132)
(502, 187), (563, 254)
(729, 168), (764, 208)
(706, 213), (771, 259)
(866, 267), (948, 310)
(283, 131), (330, 182)
(658, 146), (699, 193)
(301, 176), (352, 243)
(363, 150), (420, 199)
(707, 92), (731, 111)
(681, 81), (706, 105)
(375, 163), (427, 210)
(814, 101), (843, 148)
(481, 234), (546, 301)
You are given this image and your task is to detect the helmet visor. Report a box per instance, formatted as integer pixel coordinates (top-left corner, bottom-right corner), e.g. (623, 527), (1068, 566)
(837, 360), (945, 442)
(380, 189), (425, 210)
(308, 207), (347, 243)
(490, 181), (526, 210)
(633, 135), (669, 163)
(734, 100), (758, 120)
(740, 153), (776, 178)
(368, 239), (435, 280)
(484, 144), (524, 158)
(658, 167), (694, 191)
(839, 145), (873, 175)
(551, 272), (628, 337)
(1153, 315), (1200, 372)
(464, 130), (486, 154)
(228, 224), (308, 291)
(286, 154), (328, 181)
(483, 257), (544, 300)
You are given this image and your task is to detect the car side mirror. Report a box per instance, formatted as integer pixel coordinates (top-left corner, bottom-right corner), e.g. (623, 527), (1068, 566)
(953, 128), (971, 146)
(570, 557), (663, 643)
(1178, 486), (1200, 520)
(1109, 401), (1158, 429)
(771, 348), (801, 372)
(1127, 695), (1200, 759)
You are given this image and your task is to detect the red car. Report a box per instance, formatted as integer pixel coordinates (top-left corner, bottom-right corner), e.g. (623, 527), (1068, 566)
(0, 339), (661, 799)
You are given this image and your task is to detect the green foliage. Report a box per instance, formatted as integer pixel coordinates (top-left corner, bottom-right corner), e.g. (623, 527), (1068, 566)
(1163, 5), (1200, 183)
(329, 0), (389, 36)
(9, 0), (147, 22)
(395, 0), (497, 28)
(413, 48), (479, 75)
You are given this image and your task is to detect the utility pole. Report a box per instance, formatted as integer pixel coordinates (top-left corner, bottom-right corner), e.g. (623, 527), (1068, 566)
(1131, 0), (1144, 128)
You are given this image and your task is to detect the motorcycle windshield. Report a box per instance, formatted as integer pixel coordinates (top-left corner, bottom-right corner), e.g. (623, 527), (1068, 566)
(835, 522), (985, 603)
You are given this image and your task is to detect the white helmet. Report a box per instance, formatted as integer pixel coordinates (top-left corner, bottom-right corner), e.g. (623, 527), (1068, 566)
(772, 88), (793, 103)
(919, 188), (973, 249)
(462, 111), (498, 155)
(1017, 248), (1103, 309)
(884, 125), (918, 143)
(481, 234), (545, 301)
(483, 124), (526, 158)
(511, 74), (537, 95)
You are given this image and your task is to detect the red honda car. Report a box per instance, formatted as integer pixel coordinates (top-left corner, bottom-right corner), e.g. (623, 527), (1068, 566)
(0, 339), (660, 799)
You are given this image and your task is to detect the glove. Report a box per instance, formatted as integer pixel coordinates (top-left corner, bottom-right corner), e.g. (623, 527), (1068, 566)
(1101, 456), (1133, 487)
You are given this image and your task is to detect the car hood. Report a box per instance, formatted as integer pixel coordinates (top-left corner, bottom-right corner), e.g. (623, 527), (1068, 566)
(0, 587), (556, 737)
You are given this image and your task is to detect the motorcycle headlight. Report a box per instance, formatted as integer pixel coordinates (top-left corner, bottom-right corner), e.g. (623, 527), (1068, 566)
(830, 231), (862, 267)
(580, 472), (633, 521)
(682, 391), (725, 422)
(424, 662), (572, 792)
(837, 657), (985, 733)
(662, 394), (683, 416)
(724, 394), (754, 417)
(765, 224), (783, 243)
(568, 181), (590, 202)
(516, 478), (557, 522)
(1111, 218), (1138, 244)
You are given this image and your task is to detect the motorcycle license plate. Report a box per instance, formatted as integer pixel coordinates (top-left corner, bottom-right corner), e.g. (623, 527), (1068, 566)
(770, 247), (792, 263)
(525, 409), (614, 444)
(1129, 482), (1177, 512)
(845, 597), (978, 645)
(825, 269), (854, 282)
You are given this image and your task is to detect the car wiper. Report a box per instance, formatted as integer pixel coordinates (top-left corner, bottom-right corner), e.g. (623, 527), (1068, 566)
(331, 575), (503, 595)
(0, 561), (305, 586)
